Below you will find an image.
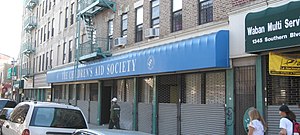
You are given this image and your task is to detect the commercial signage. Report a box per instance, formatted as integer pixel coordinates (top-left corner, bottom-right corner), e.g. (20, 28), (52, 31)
(47, 31), (230, 83)
(245, 1), (300, 53)
(269, 52), (300, 76)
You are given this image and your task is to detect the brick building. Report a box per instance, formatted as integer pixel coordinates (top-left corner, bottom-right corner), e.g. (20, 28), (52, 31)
(20, 0), (300, 134)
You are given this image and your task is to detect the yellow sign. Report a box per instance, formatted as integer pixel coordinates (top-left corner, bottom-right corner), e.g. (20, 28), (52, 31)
(269, 52), (300, 76)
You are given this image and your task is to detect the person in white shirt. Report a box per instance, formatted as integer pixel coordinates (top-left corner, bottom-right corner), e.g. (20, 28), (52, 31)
(248, 107), (267, 135)
(279, 104), (293, 135)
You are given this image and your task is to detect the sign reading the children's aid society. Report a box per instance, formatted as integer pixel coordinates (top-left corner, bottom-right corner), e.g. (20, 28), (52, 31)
(269, 52), (300, 76)
(245, 1), (300, 53)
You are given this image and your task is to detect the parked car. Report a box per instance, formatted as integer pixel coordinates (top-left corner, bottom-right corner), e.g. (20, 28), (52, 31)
(0, 108), (14, 135)
(0, 99), (17, 111)
(1, 101), (88, 135)
(73, 129), (152, 135)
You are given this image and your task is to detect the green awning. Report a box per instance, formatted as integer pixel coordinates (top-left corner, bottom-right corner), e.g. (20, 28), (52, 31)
(245, 1), (300, 53)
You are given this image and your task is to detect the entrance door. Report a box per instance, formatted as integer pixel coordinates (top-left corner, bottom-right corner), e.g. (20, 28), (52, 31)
(234, 66), (256, 135)
(101, 86), (112, 124)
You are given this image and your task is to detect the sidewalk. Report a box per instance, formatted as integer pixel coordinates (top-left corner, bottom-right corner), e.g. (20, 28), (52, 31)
(88, 123), (108, 129)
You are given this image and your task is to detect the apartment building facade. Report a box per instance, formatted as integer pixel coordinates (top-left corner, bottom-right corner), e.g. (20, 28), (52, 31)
(44, 0), (232, 134)
(22, 0), (77, 101)
(21, 0), (300, 135)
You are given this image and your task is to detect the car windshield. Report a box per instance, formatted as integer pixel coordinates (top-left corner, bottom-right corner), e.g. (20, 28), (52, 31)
(29, 107), (87, 129)
(0, 100), (8, 109)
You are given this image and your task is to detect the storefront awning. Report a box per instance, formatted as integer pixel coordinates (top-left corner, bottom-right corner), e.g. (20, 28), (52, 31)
(47, 30), (229, 83)
(245, 1), (300, 53)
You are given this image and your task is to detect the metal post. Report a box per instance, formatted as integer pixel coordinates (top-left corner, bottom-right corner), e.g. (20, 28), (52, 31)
(256, 56), (264, 116)
(97, 80), (103, 125)
(133, 77), (138, 131)
(226, 69), (234, 135)
(152, 76), (158, 135)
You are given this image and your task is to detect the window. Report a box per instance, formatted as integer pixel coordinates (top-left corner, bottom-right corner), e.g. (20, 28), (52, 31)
(51, 18), (54, 37)
(42, 1), (45, 17)
(10, 104), (29, 124)
(70, 3), (74, 25)
(49, 0), (51, 10)
(50, 50), (53, 68)
(53, 0), (55, 6)
(42, 54), (45, 71)
(59, 12), (62, 32)
(48, 21), (50, 39)
(199, 0), (213, 24)
(38, 29), (41, 44)
(45, 0), (48, 14)
(151, 0), (160, 28)
(135, 7), (143, 42)
(39, 55), (41, 71)
(172, 0), (182, 32)
(63, 42), (67, 64)
(121, 14), (128, 37)
(108, 20), (113, 49)
(33, 58), (36, 73)
(44, 25), (46, 42)
(46, 52), (49, 70)
(57, 45), (60, 65)
(68, 40), (72, 63)
(65, 7), (68, 28)
(29, 107), (87, 129)
(40, 28), (43, 43)
(36, 7), (39, 19)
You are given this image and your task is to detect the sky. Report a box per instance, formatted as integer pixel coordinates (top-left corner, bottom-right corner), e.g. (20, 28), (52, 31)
(0, 1), (23, 59)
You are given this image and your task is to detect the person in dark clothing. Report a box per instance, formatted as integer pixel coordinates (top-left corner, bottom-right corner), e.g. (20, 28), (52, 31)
(108, 97), (121, 129)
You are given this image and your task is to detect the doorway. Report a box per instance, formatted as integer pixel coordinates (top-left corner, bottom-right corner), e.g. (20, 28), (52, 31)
(101, 86), (112, 124)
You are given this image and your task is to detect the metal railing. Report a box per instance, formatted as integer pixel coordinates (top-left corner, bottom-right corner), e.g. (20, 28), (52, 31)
(21, 42), (35, 54)
(25, 0), (38, 9)
(23, 16), (37, 31)
(21, 68), (33, 76)
(78, 37), (109, 57)
(78, 0), (97, 13)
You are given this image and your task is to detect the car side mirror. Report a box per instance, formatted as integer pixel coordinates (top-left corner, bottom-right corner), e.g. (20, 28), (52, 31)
(0, 115), (7, 120)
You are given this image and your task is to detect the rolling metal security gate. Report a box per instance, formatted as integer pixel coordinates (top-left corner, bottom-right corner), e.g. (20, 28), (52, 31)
(157, 75), (178, 135)
(181, 72), (226, 134)
(234, 66), (256, 135)
(117, 79), (134, 130)
(157, 73), (226, 135)
(138, 77), (153, 134)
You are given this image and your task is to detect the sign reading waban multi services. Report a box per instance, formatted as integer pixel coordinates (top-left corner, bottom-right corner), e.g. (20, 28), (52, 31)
(245, 1), (300, 53)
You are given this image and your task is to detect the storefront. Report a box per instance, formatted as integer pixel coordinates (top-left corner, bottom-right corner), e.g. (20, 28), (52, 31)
(47, 30), (229, 134)
(245, 1), (300, 134)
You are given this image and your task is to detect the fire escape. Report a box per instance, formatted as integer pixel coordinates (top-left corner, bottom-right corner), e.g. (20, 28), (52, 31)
(22, 0), (37, 79)
(77, 0), (116, 63)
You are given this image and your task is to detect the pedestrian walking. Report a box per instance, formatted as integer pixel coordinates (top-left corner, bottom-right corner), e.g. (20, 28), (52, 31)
(108, 97), (121, 129)
(279, 105), (294, 135)
(247, 107), (267, 135)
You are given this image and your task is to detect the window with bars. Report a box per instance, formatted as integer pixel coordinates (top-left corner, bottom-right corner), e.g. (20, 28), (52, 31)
(135, 7), (143, 42)
(116, 79), (134, 102)
(199, 0), (213, 25)
(266, 56), (300, 105)
(172, 0), (182, 32)
(138, 77), (154, 103)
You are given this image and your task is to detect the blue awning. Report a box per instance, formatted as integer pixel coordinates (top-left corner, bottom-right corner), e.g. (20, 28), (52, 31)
(47, 30), (229, 83)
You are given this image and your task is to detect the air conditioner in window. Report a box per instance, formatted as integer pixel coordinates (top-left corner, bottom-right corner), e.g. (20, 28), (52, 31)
(114, 37), (127, 47)
(145, 28), (159, 38)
